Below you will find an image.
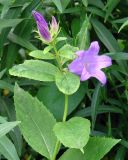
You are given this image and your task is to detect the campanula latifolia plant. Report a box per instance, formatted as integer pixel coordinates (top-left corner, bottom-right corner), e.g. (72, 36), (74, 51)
(9, 11), (121, 160)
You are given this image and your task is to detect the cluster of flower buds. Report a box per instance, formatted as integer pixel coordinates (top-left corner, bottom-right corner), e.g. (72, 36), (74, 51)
(32, 10), (59, 43)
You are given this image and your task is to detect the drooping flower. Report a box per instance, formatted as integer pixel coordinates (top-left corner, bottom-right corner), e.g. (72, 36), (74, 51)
(68, 41), (112, 85)
(32, 10), (59, 43)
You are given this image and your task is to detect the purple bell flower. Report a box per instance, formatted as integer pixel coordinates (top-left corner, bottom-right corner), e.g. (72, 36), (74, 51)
(68, 41), (112, 85)
(32, 10), (51, 42)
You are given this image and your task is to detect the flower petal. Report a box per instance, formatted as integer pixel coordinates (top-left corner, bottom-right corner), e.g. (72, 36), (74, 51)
(96, 55), (112, 69)
(76, 50), (85, 57)
(37, 22), (51, 41)
(51, 16), (59, 33)
(88, 41), (100, 55)
(91, 70), (107, 85)
(80, 67), (91, 81)
(32, 10), (48, 30)
(68, 59), (83, 75)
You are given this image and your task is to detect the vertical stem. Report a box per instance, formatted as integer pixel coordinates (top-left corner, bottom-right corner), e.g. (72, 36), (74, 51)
(63, 94), (68, 122)
(52, 42), (62, 71)
(52, 95), (68, 160)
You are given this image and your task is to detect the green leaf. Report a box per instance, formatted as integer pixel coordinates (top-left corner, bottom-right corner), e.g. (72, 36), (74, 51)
(43, 45), (53, 54)
(86, 7), (105, 18)
(55, 71), (80, 95)
(0, 19), (23, 32)
(0, 121), (20, 138)
(71, 18), (81, 37)
(0, 116), (7, 123)
(59, 44), (78, 63)
(91, 18), (120, 52)
(60, 137), (121, 160)
(0, 0), (13, 5)
(75, 105), (123, 117)
(77, 17), (90, 50)
(118, 20), (128, 32)
(82, 0), (88, 7)
(52, 0), (70, 13)
(8, 32), (37, 51)
(14, 84), (57, 159)
(56, 37), (67, 43)
(54, 117), (90, 150)
(104, 0), (120, 22)
(88, 0), (104, 9)
(0, 69), (6, 79)
(37, 83), (87, 120)
(0, 80), (14, 92)
(91, 83), (101, 130)
(84, 137), (121, 160)
(0, 136), (20, 160)
(29, 50), (55, 60)
(9, 60), (59, 82)
(106, 52), (128, 60)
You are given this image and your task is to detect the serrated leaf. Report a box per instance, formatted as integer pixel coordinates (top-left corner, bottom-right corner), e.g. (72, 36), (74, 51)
(0, 121), (20, 138)
(14, 84), (57, 159)
(54, 117), (90, 150)
(0, 136), (20, 160)
(29, 50), (55, 60)
(60, 137), (121, 160)
(55, 71), (80, 95)
(9, 60), (59, 82)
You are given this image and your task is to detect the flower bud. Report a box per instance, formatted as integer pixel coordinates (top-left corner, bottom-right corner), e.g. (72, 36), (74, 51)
(32, 10), (51, 42)
(50, 16), (59, 34)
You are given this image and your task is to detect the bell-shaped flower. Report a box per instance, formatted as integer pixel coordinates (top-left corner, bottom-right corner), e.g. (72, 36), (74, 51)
(32, 10), (59, 43)
(68, 41), (112, 85)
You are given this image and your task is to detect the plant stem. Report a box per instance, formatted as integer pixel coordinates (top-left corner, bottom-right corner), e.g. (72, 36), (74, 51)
(52, 42), (62, 71)
(52, 95), (68, 160)
(63, 94), (68, 122)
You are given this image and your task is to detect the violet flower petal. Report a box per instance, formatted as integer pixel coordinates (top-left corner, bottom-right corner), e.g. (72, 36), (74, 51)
(80, 67), (91, 81)
(91, 70), (107, 85)
(68, 59), (83, 75)
(96, 55), (112, 69)
(76, 50), (85, 57)
(32, 10), (48, 30)
(87, 41), (100, 56)
(37, 22), (51, 41)
(51, 16), (59, 32)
